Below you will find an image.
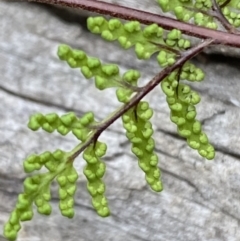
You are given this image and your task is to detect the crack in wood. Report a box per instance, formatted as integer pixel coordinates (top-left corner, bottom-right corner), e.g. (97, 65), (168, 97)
(0, 85), (84, 114)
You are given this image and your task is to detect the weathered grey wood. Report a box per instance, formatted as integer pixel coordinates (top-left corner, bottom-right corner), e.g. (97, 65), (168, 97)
(1, 2), (240, 241)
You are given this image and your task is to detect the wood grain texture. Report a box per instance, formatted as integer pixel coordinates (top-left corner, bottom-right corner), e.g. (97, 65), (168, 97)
(0, 2), (240, 241)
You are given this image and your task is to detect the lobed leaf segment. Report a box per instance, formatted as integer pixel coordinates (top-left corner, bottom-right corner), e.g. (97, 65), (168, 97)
(87, 16), (191, 66)
(83, 142), (110, 217)
(57, 44), (141, 96)
(158, 0), (240, 28)
(161, 66), (215, 159)
(122, 102), (163, 192)
(28, 111), (95, 141)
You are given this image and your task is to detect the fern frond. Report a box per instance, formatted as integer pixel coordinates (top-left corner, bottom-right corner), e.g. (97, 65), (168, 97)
(3, 2), (226, 239)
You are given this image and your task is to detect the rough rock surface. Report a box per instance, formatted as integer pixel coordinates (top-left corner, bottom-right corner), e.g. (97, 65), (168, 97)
(0, 2), (240, 241)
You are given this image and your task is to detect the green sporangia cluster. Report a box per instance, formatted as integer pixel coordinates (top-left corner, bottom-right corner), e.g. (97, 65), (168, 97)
(4, 3), (232, 238)
(161, 66), (215, 159)
(158, 0), (240, 28)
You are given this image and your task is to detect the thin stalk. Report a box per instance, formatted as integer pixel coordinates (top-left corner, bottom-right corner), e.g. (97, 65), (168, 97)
(212, 0), (240, 34)
(69, 39), (214, 160)
(27, 0), (240, 48)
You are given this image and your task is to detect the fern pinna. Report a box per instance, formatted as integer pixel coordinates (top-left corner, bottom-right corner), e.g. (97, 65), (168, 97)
(4, 0), (240, 240)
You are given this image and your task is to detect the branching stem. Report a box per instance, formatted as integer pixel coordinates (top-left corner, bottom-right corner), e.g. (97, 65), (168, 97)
(28, 0), (240, 47)
(212, 0), (240, 34)
(69, 39), (214, 161)
(148, 41), (181, 55)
